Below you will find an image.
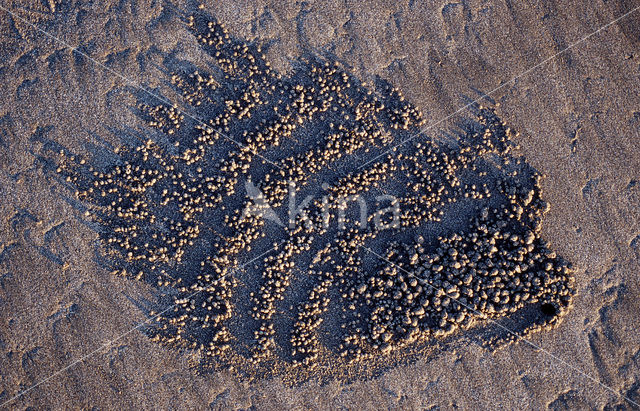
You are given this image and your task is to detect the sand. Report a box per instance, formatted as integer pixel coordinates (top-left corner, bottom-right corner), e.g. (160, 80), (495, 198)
(1, 0), (639, 409)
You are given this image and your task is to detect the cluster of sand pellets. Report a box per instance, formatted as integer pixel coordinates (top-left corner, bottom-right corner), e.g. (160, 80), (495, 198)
(56, 13), (574, 380)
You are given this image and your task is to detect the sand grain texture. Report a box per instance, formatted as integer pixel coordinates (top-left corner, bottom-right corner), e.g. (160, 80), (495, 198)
(1, 0), (639, 409)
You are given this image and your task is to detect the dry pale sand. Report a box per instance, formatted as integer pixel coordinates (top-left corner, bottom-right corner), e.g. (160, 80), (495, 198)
(1, 0), (640, 409)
